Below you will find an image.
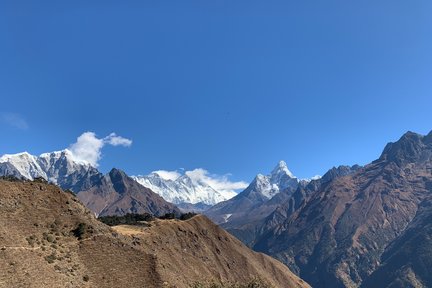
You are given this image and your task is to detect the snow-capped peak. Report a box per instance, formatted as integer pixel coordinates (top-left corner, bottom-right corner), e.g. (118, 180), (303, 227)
(0, 151), (35, 162)
(39, 149), (92, 167)
(0, 150), (99, 191)
(270, 160), (295, 179)
(243, 160), (300, 200)
(0, 151), (45, 180)
(132, 171), (238, 206)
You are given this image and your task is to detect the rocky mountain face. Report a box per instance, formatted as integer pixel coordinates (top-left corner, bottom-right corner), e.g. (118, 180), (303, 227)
(253, 131), (432, 288)
(132, 172), (236, 207)
(204, 161), (302, 245)
(77, 168), (180, 217)
(0, 179), (310, 288)
(361, 196), (432, 288)
(211, 164), (360, 248)
(0, 150), (100, 192)
(206, 161), (299, 222)
(0, 151), (181, 218)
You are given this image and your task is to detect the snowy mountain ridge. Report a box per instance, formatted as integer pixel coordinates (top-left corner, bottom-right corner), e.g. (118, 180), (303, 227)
(0, 150), (304, 208)
(0, 150), (100, 192)
(132, 172), (237, 205)
(251, 160), (300, 199)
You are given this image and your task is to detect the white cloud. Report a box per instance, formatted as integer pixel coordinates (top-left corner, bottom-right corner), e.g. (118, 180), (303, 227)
(152, 170), (182, 181)
(104, 133), (133, 146)
(68, 131), (132, 167)
(185, 168), (248, 196)
(1, 113), (29, 130)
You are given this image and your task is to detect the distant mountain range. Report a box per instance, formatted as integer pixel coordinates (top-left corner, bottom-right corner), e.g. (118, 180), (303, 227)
(0, 149), (252, 217)
(0, 150), (178, 217)
(132, 172), (236, 206)
(1, 149), (299, 214)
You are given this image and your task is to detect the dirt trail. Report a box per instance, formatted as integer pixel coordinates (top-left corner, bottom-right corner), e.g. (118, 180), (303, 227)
(1, 246), (41, 251)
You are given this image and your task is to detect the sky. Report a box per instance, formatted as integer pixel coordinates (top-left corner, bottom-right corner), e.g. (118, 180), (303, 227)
(0, 0), (431, 185)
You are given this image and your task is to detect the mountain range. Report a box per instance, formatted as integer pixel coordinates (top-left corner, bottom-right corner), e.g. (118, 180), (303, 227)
(205, 161), (359, 247)
(0, 150), (100, 192)
(0, 150), (179, 217)
(2, 130), (432, 287)
(0, 150), (309, 217)
(223, 130), (432, 288)
(132, 172), (236, 209)
(0, 150), (240, 213)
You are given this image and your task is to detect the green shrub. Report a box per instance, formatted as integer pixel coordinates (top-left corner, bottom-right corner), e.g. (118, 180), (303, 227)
(45, 253), (56, 264)
(179, 212), (197, 220)
(159, 213), (176, 220)
(72, 223), (87, 240)
(98, 213), (155, 226)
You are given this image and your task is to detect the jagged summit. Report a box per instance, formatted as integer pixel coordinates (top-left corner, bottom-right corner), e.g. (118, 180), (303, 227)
(205, 160), (301, 226)
(379, 130), (432, 164)
(242, 160), (299, 198)
(270, 160), (295, 179)
(240, 160), (301, 199)
(39, 149), (91, 166)
(0, 150), (100, 192)
(0, 151), (33, 160)
(0, 151), (43, 180)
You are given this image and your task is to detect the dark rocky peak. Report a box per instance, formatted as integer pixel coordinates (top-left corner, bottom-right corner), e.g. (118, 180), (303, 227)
(108, 168), (129, 194)
(321, 164), (361, 183)
(379, 131), (431, 165)
(424, 130), (432, 144)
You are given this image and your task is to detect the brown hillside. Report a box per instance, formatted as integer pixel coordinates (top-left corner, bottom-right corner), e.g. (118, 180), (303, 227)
(0, 179), (309, 288)
(0, 179), (162, 288)
(112, 215), (309, 288)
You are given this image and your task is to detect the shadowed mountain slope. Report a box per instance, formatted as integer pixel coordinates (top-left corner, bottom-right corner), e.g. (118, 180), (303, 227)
(77, 168), (180, 217)
(253, 131), (432, 288)
(361, 196), (432, 288)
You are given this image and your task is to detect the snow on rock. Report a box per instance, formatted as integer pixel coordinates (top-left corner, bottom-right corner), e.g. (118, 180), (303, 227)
(132, 172), (237, 206)
(0, 150), (99, 191)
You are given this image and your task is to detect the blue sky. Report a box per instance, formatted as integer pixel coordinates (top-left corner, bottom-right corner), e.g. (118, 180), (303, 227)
(0, 0), (431, 183)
